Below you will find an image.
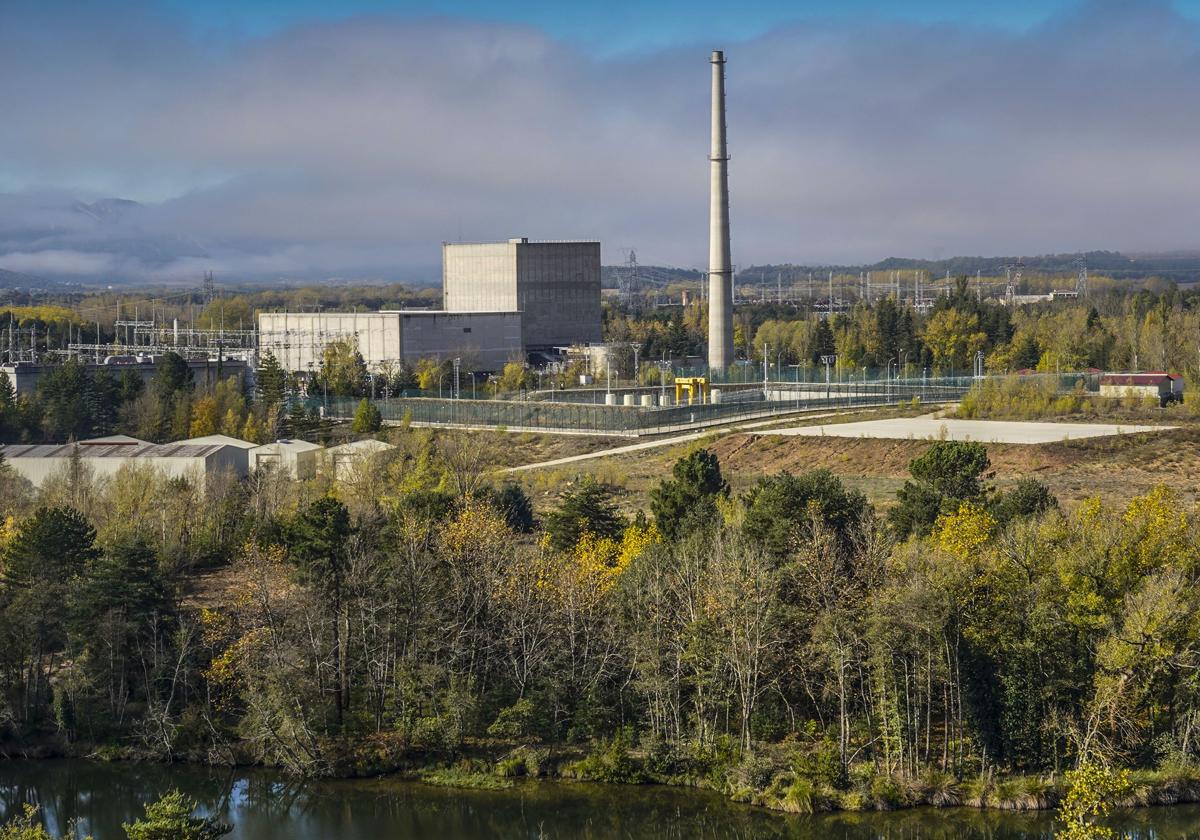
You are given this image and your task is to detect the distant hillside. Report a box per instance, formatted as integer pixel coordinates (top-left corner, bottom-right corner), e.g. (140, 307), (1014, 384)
(740, 251), (1200, 282)
(0, 268), (54, 289)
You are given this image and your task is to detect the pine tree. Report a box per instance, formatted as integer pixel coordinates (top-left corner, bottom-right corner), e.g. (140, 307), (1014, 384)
(650, 448), (728, 539)
(351, 398), (382, 433)
(256, 350), (286, 407)
(544, 479), (626, 552)
(812, 318), (836, 365)
(123, 790), (230, 840)
(285, 498), (353, 722)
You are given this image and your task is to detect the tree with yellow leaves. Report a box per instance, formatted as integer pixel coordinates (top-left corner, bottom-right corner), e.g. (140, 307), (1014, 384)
(933, 501), (996, 561)
(923, 308), (987, 372)
(1057, 761), (1130, 840)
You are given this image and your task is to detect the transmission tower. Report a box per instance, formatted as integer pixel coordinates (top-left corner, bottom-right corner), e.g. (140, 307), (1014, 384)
(1076, 255), (1089, 299)
(1004, 258), (1024, 306)
(202, 271), (216, 305)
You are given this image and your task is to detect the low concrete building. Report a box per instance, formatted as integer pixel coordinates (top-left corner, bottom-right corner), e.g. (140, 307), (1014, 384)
(0, 440), (246, 489)
(256, 310), (523, 374)
(1099, 372), (1184, 405)
(0, 357), (246, 397)
(248, 439), (323, 479)
(183, 434), (257, 477)
(324, 438), (395, 479)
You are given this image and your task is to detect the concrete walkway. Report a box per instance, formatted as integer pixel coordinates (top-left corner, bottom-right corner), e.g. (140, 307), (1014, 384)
(505, 410), (850, 472)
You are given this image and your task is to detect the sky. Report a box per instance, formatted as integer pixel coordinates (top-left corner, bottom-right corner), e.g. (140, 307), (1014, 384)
(3, 0), (1200, 282)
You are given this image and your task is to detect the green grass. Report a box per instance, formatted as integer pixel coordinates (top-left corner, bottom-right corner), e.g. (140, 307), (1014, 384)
(421, 769), (515, 790)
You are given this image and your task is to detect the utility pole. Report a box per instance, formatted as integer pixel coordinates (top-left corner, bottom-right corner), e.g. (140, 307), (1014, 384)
(821, 354), (835, 400)
(762, 342), (769, 398)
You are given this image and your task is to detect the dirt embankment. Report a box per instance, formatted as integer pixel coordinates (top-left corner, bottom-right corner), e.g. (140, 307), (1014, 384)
(706, 427), (1200, 506)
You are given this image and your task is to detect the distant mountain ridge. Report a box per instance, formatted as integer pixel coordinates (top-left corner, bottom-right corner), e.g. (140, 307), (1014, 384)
(4, 194), (1200, 287)
(0, 268), (58, 289)
(738, 251), (1200, 280)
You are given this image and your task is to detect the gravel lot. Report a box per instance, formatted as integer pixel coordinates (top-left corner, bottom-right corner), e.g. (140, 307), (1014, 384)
(759, 415), (1174, 445)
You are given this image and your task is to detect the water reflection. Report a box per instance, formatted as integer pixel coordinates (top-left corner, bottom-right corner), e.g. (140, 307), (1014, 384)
(1, 761), (1199, 840)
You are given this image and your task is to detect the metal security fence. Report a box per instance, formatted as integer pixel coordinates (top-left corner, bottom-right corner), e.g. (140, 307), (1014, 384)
(295, 376), (977, 437)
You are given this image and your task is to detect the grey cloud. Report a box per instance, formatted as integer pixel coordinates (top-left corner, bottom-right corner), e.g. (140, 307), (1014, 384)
(2, 0), (1200, 283)
(0, 250), (119, 276)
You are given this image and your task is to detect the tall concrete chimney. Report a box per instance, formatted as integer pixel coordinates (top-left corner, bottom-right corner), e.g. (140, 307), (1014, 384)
(707, 49), (733, 377)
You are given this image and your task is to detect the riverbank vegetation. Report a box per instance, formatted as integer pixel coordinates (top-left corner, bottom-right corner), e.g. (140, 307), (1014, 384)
(2, 423), (1200, 819)
(2, 790), (229, 840)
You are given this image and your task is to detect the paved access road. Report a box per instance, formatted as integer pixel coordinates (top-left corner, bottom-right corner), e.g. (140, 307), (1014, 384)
(505, 410), (851, 473)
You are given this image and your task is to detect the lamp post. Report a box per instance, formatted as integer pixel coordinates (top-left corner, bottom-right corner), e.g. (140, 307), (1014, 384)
(821, 354), (836, 400)
(762, 343), (769, 399)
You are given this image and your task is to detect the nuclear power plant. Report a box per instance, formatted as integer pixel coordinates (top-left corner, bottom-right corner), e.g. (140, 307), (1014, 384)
(41, 52), (730, 389)
(258, 237), (601, 373)
(707, 49), (734, 378)
(255, 51), (732, 378)
(25, 47), (982, 438)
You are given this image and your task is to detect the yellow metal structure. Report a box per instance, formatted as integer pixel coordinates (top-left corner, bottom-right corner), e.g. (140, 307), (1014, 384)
(674, 376), (709, 405)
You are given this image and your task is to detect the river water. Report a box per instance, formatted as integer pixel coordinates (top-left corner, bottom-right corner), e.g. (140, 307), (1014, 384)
(2, 760), (1199, 839)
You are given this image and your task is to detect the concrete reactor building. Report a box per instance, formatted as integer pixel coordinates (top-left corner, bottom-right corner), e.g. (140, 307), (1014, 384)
(443, 238), (602, 349)
(258, 238), (600, 373)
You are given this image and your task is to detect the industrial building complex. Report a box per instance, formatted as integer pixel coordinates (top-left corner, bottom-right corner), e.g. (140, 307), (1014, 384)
(258, 237), (601, 373)
(257, 310), (523, 373)
(0, 356), (247, 397)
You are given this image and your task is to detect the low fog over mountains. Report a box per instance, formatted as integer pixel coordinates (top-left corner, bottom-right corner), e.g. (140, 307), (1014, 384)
(0, 193), (442, 287)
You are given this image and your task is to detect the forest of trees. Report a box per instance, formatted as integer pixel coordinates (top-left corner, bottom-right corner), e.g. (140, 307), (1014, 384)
(608, 279), (1200, 384)
(1, 417), (1197, 814)
(0, 351), (288, 446)
(1, 278), (1200, 824)
(5, 276), (1200, 434)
